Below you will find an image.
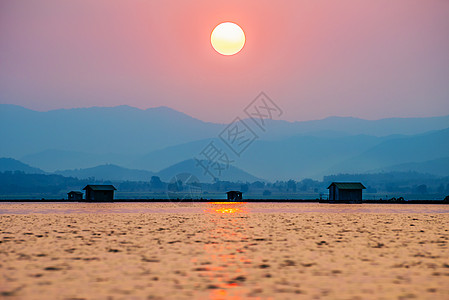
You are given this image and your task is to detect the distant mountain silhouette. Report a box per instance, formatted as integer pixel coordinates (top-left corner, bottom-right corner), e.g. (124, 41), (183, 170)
(156, 159), (262, 182)
(2, 104), (448, 157)
(53, 159), (260, 183)
(55, 164), (155, 181)
(0, 157), (45, 174)
(129, 139), (214, 172)
(22, 149), (133, 172)
(0, 104), (222, 158)
(132, 134), (393, 180)
(328, 128), (449, 174)
(131, 129), (449, 180)
(1, 104), (448, 180)
(370, 157), (449, 177)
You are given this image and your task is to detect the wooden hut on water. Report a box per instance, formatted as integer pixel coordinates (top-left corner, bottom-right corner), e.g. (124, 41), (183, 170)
(227, 191), (243, 201)
(67, 191), (83, 201)
(83, 185), (116, 202)
(327, 182), (366, 203)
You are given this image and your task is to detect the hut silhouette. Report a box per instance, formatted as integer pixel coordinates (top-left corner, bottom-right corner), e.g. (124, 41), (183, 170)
(67, 191), (83, 201)
(327, 182), (365, 203)
(227, 191), (242, 201)
(83, 185), (116, 202)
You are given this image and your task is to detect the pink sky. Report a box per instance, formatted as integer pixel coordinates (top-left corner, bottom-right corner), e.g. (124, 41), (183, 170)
(1, 0), (448, 122)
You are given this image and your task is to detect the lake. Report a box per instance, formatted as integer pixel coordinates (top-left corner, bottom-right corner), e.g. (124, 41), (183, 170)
(1, 202), (448, 299)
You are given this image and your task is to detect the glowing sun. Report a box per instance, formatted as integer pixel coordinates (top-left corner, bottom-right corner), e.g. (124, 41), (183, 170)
(211, 22), (245, 56)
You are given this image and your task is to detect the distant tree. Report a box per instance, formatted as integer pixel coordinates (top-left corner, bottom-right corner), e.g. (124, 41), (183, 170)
(287, 180), (296, 192)
(150, 176), (163, 189)
(240, 184), (249, 193)
(251, 181), (265, 189)
(263, 190), (272, 196)
(167, 180), (183, 192)
(273, 181), (283, 191)
(299, 178), (317, 191)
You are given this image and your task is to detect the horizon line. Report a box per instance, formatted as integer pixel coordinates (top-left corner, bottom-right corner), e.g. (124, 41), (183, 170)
(1, 102), (449, 124)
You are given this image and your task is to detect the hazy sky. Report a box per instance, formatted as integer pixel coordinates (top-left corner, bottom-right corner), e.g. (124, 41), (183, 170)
(1, 0), (448, 122)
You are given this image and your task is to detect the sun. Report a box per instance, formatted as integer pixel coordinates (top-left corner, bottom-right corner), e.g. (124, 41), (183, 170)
(211, 22), (245, 56)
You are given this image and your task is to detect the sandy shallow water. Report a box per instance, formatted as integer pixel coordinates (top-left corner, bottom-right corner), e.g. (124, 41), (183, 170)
(0, 202), (448, 299)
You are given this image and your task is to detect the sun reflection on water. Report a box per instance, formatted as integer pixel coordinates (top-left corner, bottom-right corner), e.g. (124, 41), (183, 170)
(201, 202), (251, 299)
(204, 202), (248, 215)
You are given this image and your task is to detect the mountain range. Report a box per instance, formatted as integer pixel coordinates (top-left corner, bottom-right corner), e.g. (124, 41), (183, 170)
(0, 158), (261, 183)
(1, 104), (448, 181)
(0, 158), (45, 174)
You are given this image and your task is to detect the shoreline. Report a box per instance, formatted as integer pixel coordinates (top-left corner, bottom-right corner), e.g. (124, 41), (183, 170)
(0, 199), (448, 204)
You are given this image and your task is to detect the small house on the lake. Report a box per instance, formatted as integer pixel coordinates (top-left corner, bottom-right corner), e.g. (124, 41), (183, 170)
(227, 191), (243, 201)
(327, 182), (366, 203)
(67, 191), (83, 201)
(83, 185), (116, 202)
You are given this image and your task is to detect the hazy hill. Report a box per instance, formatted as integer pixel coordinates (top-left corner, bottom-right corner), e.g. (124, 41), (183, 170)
(129, 139), (213, 172)
(0, 157), (45, 174)
(260, 115), (449, 139)
(54, 159), (260, 183)
(56, 164), (155, 181)
(370, 157), (449, 177)
(156, 159), (262, 183)
(0, 104), (222, 158)
(132, 134), (390, 180)
(22, 150), (133, 172)
(2, 104), (449, 180)
(132, 128), (449, 181)
(234, 134), (387, 180)
(328, 128), (449, 174)
(2, 104), (448, 158)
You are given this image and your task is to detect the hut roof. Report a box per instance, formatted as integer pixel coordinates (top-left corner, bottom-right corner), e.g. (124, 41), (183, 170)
(327, 182), (366, 190)
(83, 185), (116, 191)
(227, 190), (242, 194)
(68, 191), (83, 195)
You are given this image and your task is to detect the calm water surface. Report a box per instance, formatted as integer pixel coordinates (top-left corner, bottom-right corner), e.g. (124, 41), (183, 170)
(0, 202), (448, 214)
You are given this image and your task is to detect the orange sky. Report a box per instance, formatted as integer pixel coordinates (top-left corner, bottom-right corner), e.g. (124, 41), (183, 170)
(1, 0), (448, 122)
